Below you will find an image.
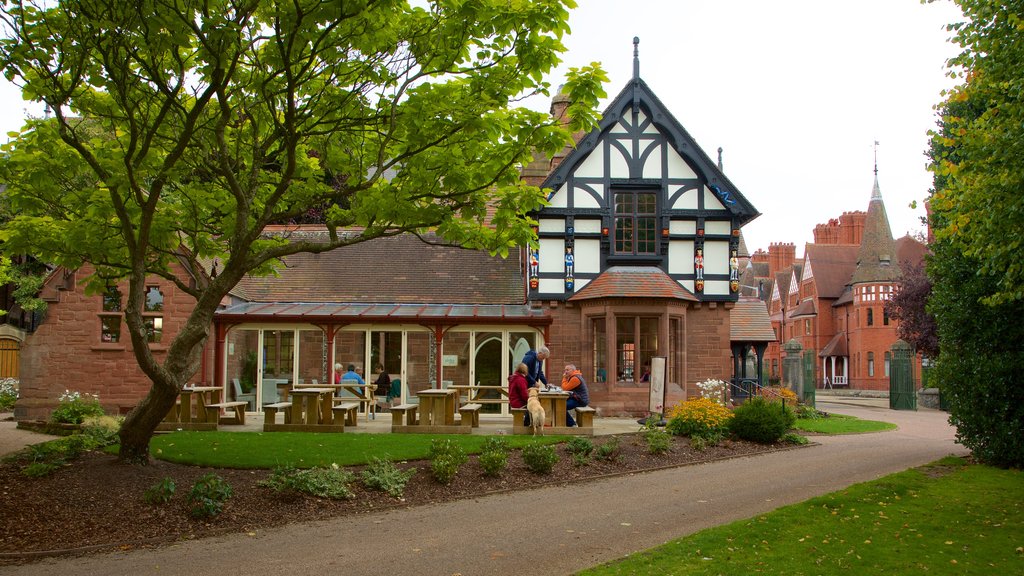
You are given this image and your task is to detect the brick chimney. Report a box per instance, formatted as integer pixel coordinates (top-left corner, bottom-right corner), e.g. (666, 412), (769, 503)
(548, 89), (574, 172)
(750, 248), (768, 265)
(838, 211), (866, 245)
(768, 242), (796, 277)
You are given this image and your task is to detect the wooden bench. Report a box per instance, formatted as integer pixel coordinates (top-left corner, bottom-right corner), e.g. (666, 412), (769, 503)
(263, 402), (293, 426)
(390, 403), (418, 427)
(332, 402), (360, 427)
(205, 401), (248, 425)
(574, 406), (597, 428)
(511, 407), (528, 428)
(458, 403), (482, 428)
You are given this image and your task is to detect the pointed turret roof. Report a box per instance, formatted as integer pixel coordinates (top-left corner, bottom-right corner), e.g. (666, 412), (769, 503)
(850, 170), (902, 284)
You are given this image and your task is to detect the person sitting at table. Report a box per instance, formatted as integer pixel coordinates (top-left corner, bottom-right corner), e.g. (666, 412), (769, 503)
(373, 364), (391, 411)
(508, 362), (532, 427)
(560, 363), (590, 427)
(335, 363), (365, 385)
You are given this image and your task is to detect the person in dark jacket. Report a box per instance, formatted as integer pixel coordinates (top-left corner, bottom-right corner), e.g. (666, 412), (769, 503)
(521, 345), (549, 388)
(560, 363), (589, 427)
(373, 364), (391, 410)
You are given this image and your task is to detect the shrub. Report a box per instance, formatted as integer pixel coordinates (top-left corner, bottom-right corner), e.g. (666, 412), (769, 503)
(643, 427), (672, 455)
(187, 473), (233, 519)
(260, 465), (355, 500)
(50, 390), (106, 424)
(565, 436), (594, 458)
(781, 432), (809, 445)
(22, 461), (62, 478)
(730, 396), (796, 444)
(429, 439), (468, 485)
(80, 415), (123, 446)
(0, 378), (18, 411)
(795, 403), (824, 419)
(144, 477), (177, 505)
(479, 449), (508, 477)
(594, 436), (621, 462)
(666, 398), (733, 440)
(361, 457), (416, 498)
(479, 438), (511, 477)
(521, 442), (559, 474)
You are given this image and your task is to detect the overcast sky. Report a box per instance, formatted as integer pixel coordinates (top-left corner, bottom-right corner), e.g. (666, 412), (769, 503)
(522, 0), (965, 254)
(0, 1), (964, 255)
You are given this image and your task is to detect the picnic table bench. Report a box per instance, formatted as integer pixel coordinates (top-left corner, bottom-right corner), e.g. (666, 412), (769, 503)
(458, 403), (482, 428)
(205, 401), (248, 425)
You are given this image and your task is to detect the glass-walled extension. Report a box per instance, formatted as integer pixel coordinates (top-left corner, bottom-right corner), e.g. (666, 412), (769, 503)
(220, 323), (545, 412)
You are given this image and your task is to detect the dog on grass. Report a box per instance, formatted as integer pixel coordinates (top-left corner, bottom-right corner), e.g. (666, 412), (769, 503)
(526, 387), (546, 436)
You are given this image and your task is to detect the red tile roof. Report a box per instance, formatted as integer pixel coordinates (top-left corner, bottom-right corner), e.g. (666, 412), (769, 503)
(569, 267), (698, 301)
(730, 298), (776, 342)
(804, 244), (859, 298)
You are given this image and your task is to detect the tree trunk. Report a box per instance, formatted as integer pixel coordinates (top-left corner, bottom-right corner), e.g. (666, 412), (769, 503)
(117, 381), (181, 464)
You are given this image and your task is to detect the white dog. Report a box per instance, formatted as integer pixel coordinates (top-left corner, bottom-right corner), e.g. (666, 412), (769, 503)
(526, 387), (546, 436)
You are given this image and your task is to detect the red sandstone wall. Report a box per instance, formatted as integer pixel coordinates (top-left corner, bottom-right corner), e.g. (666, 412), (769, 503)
(16, 264), (214, 420)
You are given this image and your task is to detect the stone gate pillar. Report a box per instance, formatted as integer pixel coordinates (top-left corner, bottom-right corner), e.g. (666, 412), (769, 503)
(782, 339), (803, 399)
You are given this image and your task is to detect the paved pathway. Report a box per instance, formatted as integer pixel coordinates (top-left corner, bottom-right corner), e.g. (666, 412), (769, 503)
(0, 413), (58, 457)
(5, 402), (964, 575)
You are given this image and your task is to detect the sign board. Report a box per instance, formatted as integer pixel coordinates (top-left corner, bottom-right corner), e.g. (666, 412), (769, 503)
(442, 355), (459, 367)
(649, 356), (667, 414)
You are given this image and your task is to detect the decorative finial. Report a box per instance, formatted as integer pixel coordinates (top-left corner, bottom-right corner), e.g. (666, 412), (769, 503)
(717, 147), (724, 171)
(873, 140), (879, 176)
(633, 36), (640, 80)
(872, 140), (882, 200)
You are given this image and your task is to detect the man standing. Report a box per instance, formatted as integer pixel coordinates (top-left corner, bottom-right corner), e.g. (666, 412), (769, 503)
(521, 345), (549, 389)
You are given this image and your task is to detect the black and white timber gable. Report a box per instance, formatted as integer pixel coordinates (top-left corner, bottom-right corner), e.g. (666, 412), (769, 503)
(530, 39), (760, 302)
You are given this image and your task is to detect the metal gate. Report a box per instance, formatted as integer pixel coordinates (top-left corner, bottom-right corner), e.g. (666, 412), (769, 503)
(889, 340), (916, 410)
(801, 349), (816, 405)
(0, 338), (19, 379)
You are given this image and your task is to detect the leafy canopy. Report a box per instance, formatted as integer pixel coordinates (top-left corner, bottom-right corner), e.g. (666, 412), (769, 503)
(0, 0), (606, 462)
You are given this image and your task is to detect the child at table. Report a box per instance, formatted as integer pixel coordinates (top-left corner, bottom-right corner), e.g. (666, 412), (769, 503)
(508, 362), (531, 426)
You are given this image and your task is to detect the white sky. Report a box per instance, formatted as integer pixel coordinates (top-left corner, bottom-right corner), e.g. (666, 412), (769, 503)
(0, 0), (964, 255)
(522, 0), (965, 255)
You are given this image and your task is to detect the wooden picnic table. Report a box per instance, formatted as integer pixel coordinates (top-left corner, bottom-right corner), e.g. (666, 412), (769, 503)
(158, 385), (223, 431)
(449, 385), (508, 404)
(391, 388), (468, 434)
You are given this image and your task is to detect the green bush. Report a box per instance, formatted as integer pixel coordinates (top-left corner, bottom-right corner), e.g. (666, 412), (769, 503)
(479, 438), (511, 477)
(781, 432), (809, 445)
(643, 427), (672, 455)
(144, 477), (177, 505)
(429, 439), (468, 485)
(478, 450), (507, 477)
(360, 457), (416, 498)
(594, 436), (621, 462)
(50, 390), (106, 424)
(259, 465), (355, 500)
(22, 461), (62, 478)
(730, 396), (795, 444)
(565, 436), (594, 458)
(521, 442), (559, 474)
(80, 415), (123, 446)
(187, 473), (233, 519)
(0, 378), (18, 411)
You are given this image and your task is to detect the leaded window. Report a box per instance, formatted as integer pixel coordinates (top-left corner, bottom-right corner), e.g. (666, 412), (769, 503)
(613, 191), (657, 255)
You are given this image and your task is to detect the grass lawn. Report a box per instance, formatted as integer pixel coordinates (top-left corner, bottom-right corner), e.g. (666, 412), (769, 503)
(578, 456), (1024, 575)
(794, 413), (897, 435)
(137, 431), (565, 468)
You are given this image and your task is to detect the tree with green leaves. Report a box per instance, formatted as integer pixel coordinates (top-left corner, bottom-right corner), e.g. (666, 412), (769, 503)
(927, 0), (1024, 468)
(0, 0), (606, 463)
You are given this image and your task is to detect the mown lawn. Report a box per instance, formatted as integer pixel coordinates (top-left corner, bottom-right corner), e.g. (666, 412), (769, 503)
(579, 456), (1024, 575)
(794, 413), (897, 434)
(139, 431), (564, 468)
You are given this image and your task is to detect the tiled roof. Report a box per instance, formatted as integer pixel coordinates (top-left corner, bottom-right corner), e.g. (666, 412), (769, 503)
(804, 244), (858, 298)
(895, 235), (928, 270)
(851, 176), (903, 283)
(214, 302), (550, 326)
(731, 298), (776, 342)
(789, 298), (817, 318)
(569, 266), (698, 301)
(819, 331), (848, 357)
(832, 286), (853, 307)
(231, 230), (525, 304)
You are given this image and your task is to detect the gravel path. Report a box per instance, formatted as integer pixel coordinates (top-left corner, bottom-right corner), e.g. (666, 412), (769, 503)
(3, 401), (964, 576)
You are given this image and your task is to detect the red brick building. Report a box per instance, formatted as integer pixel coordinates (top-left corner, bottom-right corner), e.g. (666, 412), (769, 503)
(752, 172), (926, 391)
(14, 53), (777, 420)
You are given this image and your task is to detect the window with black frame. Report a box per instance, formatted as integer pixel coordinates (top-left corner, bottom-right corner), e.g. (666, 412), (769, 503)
(613, 191), (657, 255)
